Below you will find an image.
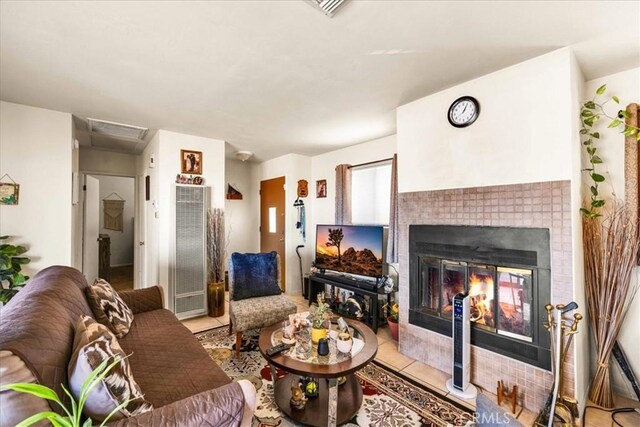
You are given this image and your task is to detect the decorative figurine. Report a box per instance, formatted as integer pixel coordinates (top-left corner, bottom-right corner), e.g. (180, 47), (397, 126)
(290, 384), (307, 410)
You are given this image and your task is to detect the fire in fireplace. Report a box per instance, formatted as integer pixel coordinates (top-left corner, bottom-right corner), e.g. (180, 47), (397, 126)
(409, 225), (551, 369)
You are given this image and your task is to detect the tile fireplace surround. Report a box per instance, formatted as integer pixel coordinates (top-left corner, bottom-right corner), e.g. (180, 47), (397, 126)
(398, 180), (574, 412)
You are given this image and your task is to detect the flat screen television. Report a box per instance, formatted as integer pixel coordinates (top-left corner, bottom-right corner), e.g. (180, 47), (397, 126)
(315, 224), (385, 279)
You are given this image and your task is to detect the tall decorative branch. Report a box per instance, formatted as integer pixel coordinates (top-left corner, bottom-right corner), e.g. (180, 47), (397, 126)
(580, 85), (640, 407)
(207, 208), (225, 283)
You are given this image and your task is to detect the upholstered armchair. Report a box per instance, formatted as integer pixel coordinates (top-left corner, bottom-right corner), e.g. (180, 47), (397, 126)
(228, 252), (297, 357)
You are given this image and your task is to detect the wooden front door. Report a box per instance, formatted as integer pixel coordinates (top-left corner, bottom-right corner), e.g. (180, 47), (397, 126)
(260, 177), (286, 291)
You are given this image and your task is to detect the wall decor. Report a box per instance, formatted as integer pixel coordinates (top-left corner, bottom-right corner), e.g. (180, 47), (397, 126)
(0, 174), (19, 205)
(103, 192), (125, 231)
(145, 175), (150, 201)
(175, 174), (204, 185)
(180, 149), (202, 174)
(226, 183), (243, 200)
(297, 179), (308, 197)
(316, 179), (327, 198)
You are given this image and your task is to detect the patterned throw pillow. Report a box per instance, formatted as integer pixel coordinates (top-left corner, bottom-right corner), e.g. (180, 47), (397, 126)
(68, 315), (153, 422)
(86, 278), (134, 338)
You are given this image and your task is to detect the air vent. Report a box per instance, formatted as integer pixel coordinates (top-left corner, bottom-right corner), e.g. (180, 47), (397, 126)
(308, 0), (348, 17)
(87, 118), (148, 140)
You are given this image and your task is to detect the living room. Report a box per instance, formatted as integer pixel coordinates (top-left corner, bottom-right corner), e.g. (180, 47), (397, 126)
(1, 1), (639, 426)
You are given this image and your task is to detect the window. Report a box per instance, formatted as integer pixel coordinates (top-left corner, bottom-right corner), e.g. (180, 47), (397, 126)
(351, 159), (392, 225)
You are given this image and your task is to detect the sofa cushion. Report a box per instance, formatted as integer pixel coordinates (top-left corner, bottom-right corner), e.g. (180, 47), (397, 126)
(69, 316), (153, 422)
(230, 294), (297, 332)
(86, 279), (134, 338)
(230, 252), (281, 301)
(117, 309), (232, 408)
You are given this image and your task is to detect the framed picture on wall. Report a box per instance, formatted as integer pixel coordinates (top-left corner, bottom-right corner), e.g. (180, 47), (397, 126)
(180, 149), (202, 175)
(316, 179), (327, 198)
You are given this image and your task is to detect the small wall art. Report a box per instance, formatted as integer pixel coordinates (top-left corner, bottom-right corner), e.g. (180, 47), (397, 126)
(0, 174), (19, 205)
(175, 174), (204, 185)
(226, 183), (243, 200)
(316, 179), (327, 198)
(181, 149), (202, 174)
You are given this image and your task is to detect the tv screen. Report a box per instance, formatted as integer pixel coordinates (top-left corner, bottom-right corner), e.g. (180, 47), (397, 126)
(315, 225), (384, 278)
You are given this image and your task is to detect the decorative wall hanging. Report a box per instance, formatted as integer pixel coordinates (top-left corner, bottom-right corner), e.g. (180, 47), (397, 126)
(294, 197), (306, 241)
(297, 180), (308, 197)
(316, 179), (327, 198)
(103, 192), (125, 231)
(175, 174), (204, 185)
(0, 174), (19, 205)
(226, 183), (243, 200)
(180, 149), (202, 174)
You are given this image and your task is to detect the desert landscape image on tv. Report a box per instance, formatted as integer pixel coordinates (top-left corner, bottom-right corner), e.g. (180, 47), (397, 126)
(315, 225), (383, 277)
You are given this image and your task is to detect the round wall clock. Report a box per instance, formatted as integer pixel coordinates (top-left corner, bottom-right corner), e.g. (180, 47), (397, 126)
(448, 96), (480, 128)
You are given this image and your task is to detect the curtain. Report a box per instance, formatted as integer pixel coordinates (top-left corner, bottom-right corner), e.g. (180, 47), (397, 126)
(335, 164), (352, 225)
(386, 154), (399, 263)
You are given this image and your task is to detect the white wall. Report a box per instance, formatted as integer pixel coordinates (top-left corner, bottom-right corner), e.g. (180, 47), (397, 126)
(397, 49), (574, 193)
(80, 148), (137, 177)
(225, 158), (258, 259)
(0, 101), (73, 275)
(585, 67), (640, 399)
(136, 132), (160, 289)
(93, 175), (135, 266)
(137, 130), (226, 309)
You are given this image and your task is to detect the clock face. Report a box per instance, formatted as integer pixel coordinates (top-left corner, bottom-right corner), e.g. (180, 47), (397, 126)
(448, 96), (480, 128)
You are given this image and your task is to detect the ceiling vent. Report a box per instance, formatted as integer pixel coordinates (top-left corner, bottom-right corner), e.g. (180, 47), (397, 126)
(87, 118), (148, 140)
(308, 0), (348, 17)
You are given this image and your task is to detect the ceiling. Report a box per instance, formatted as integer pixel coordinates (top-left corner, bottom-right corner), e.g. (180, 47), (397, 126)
(1, 1), (638, 161)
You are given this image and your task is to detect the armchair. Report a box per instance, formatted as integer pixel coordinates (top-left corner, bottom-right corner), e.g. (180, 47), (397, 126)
(228, 252), (297, 357)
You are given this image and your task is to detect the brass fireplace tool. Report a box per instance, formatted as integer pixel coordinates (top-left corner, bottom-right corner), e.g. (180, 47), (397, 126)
(535, 302), (583, 427)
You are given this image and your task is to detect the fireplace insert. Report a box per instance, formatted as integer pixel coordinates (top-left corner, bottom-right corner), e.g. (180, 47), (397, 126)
(409, 225), (551, 370)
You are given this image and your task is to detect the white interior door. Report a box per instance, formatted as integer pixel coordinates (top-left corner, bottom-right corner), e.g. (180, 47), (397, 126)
(137, 175), (147, 287)
(83, 175), (100, 282)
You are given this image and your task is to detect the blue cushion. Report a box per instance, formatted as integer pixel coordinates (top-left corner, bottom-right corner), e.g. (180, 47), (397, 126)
(230, 252), (281, 301)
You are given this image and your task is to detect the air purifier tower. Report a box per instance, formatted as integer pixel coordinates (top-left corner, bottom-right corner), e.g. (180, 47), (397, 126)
(446, 293), (478, 399)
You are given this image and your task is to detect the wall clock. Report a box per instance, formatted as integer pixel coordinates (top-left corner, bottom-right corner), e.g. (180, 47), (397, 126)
(448, 96), (480, 128)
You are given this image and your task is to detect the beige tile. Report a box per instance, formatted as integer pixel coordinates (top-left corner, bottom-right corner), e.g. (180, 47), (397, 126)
(375, 341), (414, 371)
(376, 326), (392, 345)
(182, 315), (221, 333)
(516, 407), (537, 426)
(401, 360), (450, 394)
(444, 389), (476, 411)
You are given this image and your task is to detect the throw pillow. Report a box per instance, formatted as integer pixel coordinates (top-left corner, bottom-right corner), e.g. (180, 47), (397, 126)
(230, 251), (281, 301)
(68, 315), (153, 422)
(86, 278), (134, 338)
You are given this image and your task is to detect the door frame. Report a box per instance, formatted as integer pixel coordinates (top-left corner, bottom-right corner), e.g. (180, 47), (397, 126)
(79, 171), (140, 288)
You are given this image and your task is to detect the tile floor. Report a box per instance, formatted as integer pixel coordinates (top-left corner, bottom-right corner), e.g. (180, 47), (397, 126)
(182, 293), (639, 427)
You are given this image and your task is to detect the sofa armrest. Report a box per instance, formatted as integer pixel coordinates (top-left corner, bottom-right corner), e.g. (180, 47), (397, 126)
(106, 382), (247, 427)
(117, 286), (164, 314)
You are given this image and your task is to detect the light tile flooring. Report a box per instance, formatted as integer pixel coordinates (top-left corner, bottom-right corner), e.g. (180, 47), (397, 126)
(183, 293), (639, 427)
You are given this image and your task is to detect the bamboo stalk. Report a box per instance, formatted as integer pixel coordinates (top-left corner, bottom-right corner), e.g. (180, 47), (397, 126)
(207, 208), (226, 283)
(583, 203), (639, 407)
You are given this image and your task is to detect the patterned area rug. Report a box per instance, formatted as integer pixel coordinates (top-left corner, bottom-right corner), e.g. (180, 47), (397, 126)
(196, 326), (474, 427)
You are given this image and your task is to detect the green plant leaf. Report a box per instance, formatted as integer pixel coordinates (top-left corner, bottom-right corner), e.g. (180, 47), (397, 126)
(608, 119), (622, 128)
(15, 411), (63, 427)
(0, 236), (9, 240)
(3, 383), (61, 404)
(591, 132), (600, 139)
(623, 128), (637, 136)
(580, 128), (588, 135)
(581, 110), (593, 117)
(612, 95), (619, 104)
(620, 110), (630, 119)
(590, 186), (598, 196)
(584, 101), (596, 109)
(591, 173), (605, 182)
(579, 208), (592, 217)
(596, 84), (606, 95)
(591, 155), (603, 164)
(591, 199), (605, 208)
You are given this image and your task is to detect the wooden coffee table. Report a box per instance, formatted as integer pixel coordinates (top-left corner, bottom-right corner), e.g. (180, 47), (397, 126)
(259, 318), (377, 427)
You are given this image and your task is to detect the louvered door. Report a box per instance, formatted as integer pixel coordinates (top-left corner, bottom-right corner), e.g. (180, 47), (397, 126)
(172, 185), (208, 319)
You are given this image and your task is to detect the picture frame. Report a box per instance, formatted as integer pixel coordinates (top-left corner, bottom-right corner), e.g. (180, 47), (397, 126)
(316, 179), (327, 198)
(180, 149), (202, 175)
(0, 183), (20, 205)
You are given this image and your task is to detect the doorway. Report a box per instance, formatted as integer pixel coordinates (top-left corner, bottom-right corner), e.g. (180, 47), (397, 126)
(83, 174), (136, 291)
(260, 177), (286, 291)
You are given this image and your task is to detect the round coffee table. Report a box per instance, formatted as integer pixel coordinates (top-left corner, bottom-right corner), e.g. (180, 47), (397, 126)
(259, 318), (377, 427)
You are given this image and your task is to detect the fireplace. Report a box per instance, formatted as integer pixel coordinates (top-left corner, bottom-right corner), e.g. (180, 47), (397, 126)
(409, 225), (551, 370)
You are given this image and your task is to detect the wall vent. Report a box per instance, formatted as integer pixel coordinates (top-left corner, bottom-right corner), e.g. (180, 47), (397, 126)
(308, 0), (348, 17)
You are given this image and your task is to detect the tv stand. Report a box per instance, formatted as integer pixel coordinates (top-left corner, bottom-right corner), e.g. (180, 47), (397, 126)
(308, 274), (394, 333)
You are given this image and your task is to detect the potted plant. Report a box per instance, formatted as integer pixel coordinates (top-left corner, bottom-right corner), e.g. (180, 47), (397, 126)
(309, 293), (332, 343)
(384, 302), (399, 341)
(0, 235), (31, 305)
(206, 208), (226, 317)
(4, 357), (135, 427)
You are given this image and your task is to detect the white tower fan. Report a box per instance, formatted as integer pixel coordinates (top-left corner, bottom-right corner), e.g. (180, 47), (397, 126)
(446, 292), (478, 399)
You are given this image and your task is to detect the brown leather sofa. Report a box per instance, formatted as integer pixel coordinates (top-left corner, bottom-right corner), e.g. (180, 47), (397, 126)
(0, 266), (256, 426)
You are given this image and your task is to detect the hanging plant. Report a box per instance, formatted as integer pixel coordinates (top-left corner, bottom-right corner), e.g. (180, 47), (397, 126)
(579, 84), (640, 218)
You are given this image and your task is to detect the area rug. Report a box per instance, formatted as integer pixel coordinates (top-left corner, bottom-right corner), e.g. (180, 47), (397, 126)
(196, 326), (474, 427)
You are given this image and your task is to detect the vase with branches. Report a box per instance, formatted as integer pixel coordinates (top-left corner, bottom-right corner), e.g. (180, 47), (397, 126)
(579, 84), (640, 408)
(206, 208), (226, 317)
